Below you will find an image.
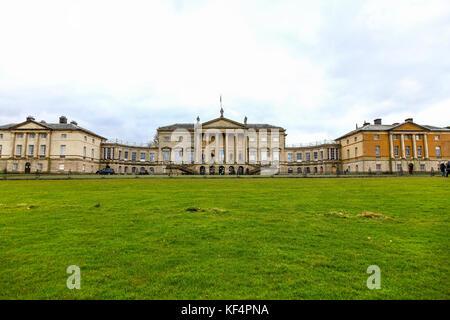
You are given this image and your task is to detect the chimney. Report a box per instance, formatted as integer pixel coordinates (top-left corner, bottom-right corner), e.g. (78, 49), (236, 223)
(70, 120), (78, 126)
(374, 118), (382, 125)
(59, 116), (67, 124)
(405, 118), (413, 122)
(26, 116), (35, 121)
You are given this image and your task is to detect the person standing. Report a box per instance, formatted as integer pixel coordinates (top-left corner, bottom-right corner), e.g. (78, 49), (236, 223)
(446, 161), (450, 177)
(440, 163), (446, 177)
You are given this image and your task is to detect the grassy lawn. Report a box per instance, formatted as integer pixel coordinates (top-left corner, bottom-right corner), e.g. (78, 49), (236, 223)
(0, 177), (448, 299)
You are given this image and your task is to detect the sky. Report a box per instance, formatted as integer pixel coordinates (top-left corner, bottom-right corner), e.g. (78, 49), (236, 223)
(0, 0), (449, 145)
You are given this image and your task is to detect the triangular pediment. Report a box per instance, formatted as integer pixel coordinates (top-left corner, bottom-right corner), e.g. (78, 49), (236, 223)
(202, 117), (245, 129)
(12, 121), (50, 130)
(390, 122), (429, 131)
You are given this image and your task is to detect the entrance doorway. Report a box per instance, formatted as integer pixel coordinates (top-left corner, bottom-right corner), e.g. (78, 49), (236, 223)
(25, 162), (31, 174)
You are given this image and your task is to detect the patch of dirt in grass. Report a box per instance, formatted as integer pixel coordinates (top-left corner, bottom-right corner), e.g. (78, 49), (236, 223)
(357, 211), (394, 220)
(324, 211), (351, 218)
(93, 203), (101, 208)
(185, 207), (228, 214)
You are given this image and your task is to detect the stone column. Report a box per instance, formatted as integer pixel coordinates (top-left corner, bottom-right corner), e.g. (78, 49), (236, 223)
(389, 134), (394, 158)
(423, 133), (429, 159)
(412, 135), (417, 158)
(401, 134), (405, 158)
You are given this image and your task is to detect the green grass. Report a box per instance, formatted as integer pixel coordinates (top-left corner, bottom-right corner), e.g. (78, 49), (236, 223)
(0, 177), (448, 299)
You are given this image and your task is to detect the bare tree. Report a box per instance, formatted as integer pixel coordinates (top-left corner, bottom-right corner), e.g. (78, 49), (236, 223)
(148, 133), (159, 147)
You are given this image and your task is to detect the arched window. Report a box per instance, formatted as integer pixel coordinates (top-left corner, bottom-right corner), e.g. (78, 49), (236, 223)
(297, 167), (302, 174)
(288, 168), (293, 174)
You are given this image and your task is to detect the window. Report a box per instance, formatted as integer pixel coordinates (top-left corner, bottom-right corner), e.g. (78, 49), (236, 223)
(149, 153), (155, 162)
(13, 163), (18, 171)
(124, 151), (129, 160)
(29, 133), (35, 139)
(305, 152), (311, 162)
(394, 146), (399, 157)
(313, 152), (318, 160)
(176, 150), (183, 162)
(0, 145), (2, 155)
(420, 164), (425, 171)
(374, 135), (380, 140)
(330, 149), (335, 160)
(417, 146), (422, 157)
(219, 150), (225, 162)
(60, 145), (66, 156)
(354, 137), (357, 141)
(404, 135), (409, 140)
(17, 133), (23, 139)
(261, 150), (267, 161)
(320, 151), (324, 160)
(106, 148), (112, 160)
(163, 136), (169, 142)
(91, 149), (94, 159)
(297, 167), (302, 174)
(273, 137), (279, 142)
(176, 136), (183, 142)
(306, 167), (311, 174)
(84, 136), (87, 141)
(132, 152), (137, 161)
(405, 146), (410, 157)
(354, 147), (358, 157)
(83, 147), (86, 157)
(40, 145), (46, 156)
(16, 145), (22, 156)
(28, 145), (34, 156)
(346, 139), (349, 144)
(41, 133), (47, 139)
(140, 152), (146, 161)
(397, 164), (402, 172)
(272, 150), (279, 161)
(163, 151), (170, 161)
(435, 135), (440, 141)
(376, 164), (381, 172)
(249, 137), (255, 142)
(436, 146), (441, 157)
(288, 168), (293, 174)
(0, 133), (3, 139)
(37, 163), (43, 171)
(61, 134), (67, 139)
(92, 138), (95, 143)
(190, 151), (194, 162)
(250, 150), (256, 161)
(288, 153), (293, 162)
(415, 135), (421, 140)
(347, 149), (350, 159)
(393, 134), (398, 140)
(118, 150), (122, 160)
(59, 164), (64, 171)
(296, 153), (302, 162)
(375, 146), (380, 157)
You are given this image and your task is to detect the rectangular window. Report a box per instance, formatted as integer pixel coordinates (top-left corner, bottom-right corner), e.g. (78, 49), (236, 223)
(375, 146), (380, 157)
(0, 133), (3, 139)
(306, 152), (311, 162)
(249, 150), (256, 161)
(219, 150), (225, 162)
(118, 150), (122, 160)
(296, 153), (302, 162)
(272, 150), (279, 161)
(313, 152), (318, 160)
(83, 147), (86, 157)
(415, 135), (420, 140)
(397, 164), (402, 172)
(163, 136), (169, 142)
(330, 149), (335, 160)
(405, 146), (410, 157)
(435, 135), (440, 140)
(404, 135), (410, 140)
(29, 133), (35, 139)
(320, 151), (324, 160)
(60, 145), (66, 156)
(420, 164), (425, 171)
(124, 151), (129, 160)
(374, 135), (380, 140)
(436, 146), (441, 157)
(288, 153), (293, 162)
(61, 134), (67, 139)
(261, 150), (267, 161)
(273, 137), (279, 142)
(40, 145), (46, 156)
(132, 152), (137, 161)
(41, 133), (47, 139)
(28, 145), (34, 156)
(417, 146), (422, 157)
(140, 152), (146, 161)
(0, 145), (2, 156)
(84, 136), (87, 141)
(16, 145), (22, 156)
(149, 153), (155, 162)
(107, 148), (112, 160)
(91, 149), (94, 159)
(347, 149), (350, 159)
(354, 147), (358, 157)
(37, 163), (43, 171)
(393, 134), (398, 140)
(163, 151), (169, 161)
(189, 151), (194, 162)
(13, 163), (18, 171)
(394, 146), (399, 157)
(376, 164), (381, 171)
(59, 164), (64, 171)
(17, 133), (23, 139)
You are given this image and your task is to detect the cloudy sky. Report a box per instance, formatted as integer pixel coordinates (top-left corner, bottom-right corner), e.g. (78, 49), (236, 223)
(1, 0), (449, 145)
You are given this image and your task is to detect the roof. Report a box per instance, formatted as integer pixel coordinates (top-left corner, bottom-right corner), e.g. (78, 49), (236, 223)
(158, 120), (284, 131)
(0, 120), (106, 139)
(336, 121), (450, 140)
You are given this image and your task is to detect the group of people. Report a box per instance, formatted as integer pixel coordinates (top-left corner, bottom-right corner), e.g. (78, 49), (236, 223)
(439, 162), (450, 177)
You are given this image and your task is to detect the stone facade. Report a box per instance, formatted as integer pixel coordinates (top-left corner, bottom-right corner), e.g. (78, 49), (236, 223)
(0, 114), (448, 175)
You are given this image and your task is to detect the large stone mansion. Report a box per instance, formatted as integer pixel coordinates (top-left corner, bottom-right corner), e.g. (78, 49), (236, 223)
(0, 110), (448, 175)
